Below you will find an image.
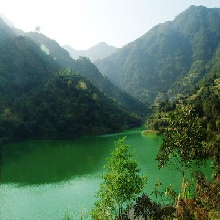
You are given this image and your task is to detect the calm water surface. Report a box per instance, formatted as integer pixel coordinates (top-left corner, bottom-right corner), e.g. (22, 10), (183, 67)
(0, 127), (212, 219)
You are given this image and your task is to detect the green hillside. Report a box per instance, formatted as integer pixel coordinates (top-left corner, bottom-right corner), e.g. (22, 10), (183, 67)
(5, 69), (140, 139)
(26, 32), (147, 115)
(95, 6), (220, 104)
(0, 21), (141, 144)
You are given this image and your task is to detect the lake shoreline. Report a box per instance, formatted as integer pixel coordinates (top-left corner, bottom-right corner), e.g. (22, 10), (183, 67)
(142, 129), (161, 136)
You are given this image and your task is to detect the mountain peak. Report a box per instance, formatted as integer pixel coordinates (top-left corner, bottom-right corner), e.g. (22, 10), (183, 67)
(97, 42), (107, 45)
(63, 42), (117, 62)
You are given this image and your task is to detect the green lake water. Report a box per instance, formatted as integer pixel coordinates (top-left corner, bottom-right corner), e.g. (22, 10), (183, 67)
(0, 127), (212, 219)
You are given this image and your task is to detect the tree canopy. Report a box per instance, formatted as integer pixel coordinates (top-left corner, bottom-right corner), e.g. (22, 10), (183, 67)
(91, 137), (146, 219)
(157, 105), (207, 198)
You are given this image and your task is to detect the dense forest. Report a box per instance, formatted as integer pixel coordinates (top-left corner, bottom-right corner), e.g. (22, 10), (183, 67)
(26, 32), (147, 115)
(0, 18), (141, 144)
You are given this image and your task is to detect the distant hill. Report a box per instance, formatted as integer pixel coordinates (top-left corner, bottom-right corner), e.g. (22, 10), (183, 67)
(26, 32), (147, 114)
(63, 42), (117, 62)
(95, 6), (220, 104)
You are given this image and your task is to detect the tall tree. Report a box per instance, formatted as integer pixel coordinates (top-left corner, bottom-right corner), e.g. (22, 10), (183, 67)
(91, 137), (146, 219)
(156, 105), (207, 198)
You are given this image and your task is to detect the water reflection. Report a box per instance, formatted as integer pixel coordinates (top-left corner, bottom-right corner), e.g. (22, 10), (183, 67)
(0, 136), (113, 185)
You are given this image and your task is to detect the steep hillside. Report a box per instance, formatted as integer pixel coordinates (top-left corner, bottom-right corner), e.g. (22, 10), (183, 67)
(146, 44), (220, 134)
(95, 6), (220, 104)
(26, 32), (147, 114)
(188, 43), (220, 133)
(0, 17), (16, 41)
(0, 35), (60, 103)
(63, 42), (117, 62)
(1, 69), (140, 141)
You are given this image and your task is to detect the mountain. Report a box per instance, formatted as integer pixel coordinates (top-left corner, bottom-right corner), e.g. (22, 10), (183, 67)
(146, 38), (220, 133)
(95, 6), (220, 104)
(63, 42), (117, 62)
(0, 19), (141, 144)
(146, 64), (220, 135)
(0, 17), (16, 41)
(0, 29), (60, 100)
(26, 32), (147, 114)
(188, 42), (220, 133)
(9, 69), (141, 139)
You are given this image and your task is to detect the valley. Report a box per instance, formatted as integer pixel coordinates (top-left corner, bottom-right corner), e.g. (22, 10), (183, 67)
(0, 4), (220, 219)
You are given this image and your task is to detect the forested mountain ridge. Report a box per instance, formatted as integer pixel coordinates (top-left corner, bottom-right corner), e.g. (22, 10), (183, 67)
(26, 32), (146, 114)
(0, 20), (141, 144)
(146, 48), (220, 135)
(63, 42), (117, 62)
(95, 6), (220, 104)
(8, 69), (141, 139)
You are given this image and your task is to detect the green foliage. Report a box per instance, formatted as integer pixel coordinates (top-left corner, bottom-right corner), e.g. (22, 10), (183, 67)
(208, 137), (220, 178)
(157, 105), (207, 168)
(191, 75), (220, 134)
(2, 69), (140, 141)
(91, 137), (146, 219)
(0, 19), (142, 143)
(26, 32), (147, 115)
(146, 100), (176, 133)
(156, 105), (207, 198)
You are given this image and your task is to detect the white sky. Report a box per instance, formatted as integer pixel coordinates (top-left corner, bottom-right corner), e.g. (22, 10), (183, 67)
(1, 0), (220, 50)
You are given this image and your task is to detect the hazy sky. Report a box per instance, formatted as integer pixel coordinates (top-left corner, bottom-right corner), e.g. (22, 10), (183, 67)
(1, 0), (220, 50)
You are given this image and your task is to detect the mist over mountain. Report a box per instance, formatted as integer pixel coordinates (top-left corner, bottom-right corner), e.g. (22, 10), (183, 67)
(63, 42), (117, 62)
(95, 6), (220, 104)
(0, 13), (24, 37)
(0, 12), (15, 27)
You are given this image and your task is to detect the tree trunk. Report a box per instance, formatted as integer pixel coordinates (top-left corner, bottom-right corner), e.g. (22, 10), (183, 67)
(182, 171), (186, 199)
